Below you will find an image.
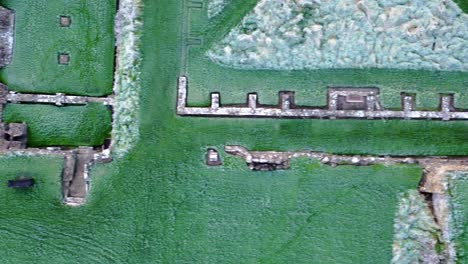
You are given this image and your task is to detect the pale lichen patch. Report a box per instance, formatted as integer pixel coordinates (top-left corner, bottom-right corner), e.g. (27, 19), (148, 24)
(208, 0), (468, 71)
(208, 0), (230, 19)
(392, 190), (443, 264)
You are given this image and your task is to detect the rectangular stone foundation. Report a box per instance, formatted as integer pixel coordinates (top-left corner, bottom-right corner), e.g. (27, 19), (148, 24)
(176, 76), (468, 121)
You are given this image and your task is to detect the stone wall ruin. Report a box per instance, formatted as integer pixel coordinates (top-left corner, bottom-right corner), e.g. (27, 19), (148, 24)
(0, 5), (15, 68)
(177, 76), (468, 121)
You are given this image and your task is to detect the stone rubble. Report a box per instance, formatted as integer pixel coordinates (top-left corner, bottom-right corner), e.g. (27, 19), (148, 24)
(6, 92), (114, 106)
(0, 5), (15, 68)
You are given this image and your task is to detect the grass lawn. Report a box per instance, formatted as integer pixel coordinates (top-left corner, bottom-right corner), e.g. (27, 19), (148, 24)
(0, 154), (422, 263)
(0, 0), (116, 96)
(3, 103), (112, 147)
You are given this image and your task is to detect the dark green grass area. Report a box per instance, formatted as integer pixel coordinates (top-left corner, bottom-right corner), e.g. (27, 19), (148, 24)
(449, 172), (468, 263)
(3, 103), (112, 146)
(185, 1), (468, 109)
(0, 0), (116, 96)
(0, 156), (63, 208)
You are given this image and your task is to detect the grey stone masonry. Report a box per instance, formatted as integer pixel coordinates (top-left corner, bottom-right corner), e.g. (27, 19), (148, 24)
(1, 82), (113, 107)
(7, 92), (114, 106)
(177, 76), (468, 121)
(0, 83), (7, 120)
(0, 6), (15, 68)
(0, 122), (27, 151)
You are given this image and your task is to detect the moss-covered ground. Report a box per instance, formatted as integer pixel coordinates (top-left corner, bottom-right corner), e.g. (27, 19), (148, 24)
(0, 0), (116, 96)
(0, 0), (466, 263)
(3, 103), (112, 147)
(455, 0), (468, 12)
(0, 156), (63, 207)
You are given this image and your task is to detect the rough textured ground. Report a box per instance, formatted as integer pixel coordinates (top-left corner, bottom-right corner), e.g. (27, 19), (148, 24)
(392, 190), (442, 263)
(0, 0), (116, 96)
(208, 0), (468, 71)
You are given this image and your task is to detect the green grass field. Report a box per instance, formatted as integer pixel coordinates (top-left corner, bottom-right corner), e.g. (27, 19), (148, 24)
(3, 103), (112, 146)
(0, 154), (422, 263)
(0, 156), (63, 207)
(0, 0), (466, 263)
(0, 0), (116, 96)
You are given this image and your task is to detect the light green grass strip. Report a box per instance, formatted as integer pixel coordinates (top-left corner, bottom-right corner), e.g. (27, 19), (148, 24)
(112, 0), (144, 157)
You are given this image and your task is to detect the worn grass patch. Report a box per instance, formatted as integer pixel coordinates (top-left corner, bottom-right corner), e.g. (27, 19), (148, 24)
(3, 103), (112, 147)
(0, 0), (116, 96)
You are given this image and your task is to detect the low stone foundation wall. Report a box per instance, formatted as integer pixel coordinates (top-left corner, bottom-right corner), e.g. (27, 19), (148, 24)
(177, 76), (468, 121)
